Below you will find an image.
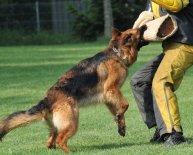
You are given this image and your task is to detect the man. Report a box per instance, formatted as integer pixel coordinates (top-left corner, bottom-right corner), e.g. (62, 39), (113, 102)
(130, 0), (193, 145)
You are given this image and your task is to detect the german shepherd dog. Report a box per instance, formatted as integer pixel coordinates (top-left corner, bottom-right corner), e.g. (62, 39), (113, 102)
(0, 26), (147, 153)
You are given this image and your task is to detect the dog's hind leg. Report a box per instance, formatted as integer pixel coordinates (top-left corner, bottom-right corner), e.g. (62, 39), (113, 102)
(56, 124), (77, 153)
(53, 100), (79, 153)
(47, 128), (57, 149)
(44, 115), (58, 149)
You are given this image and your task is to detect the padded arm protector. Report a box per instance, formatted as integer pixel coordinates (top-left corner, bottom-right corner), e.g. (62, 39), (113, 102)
(151, 0), (189, 12)
(133, 11), (154, 29)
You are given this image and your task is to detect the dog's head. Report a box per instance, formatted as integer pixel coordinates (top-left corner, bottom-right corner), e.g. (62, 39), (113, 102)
(109, 25), (148, 66)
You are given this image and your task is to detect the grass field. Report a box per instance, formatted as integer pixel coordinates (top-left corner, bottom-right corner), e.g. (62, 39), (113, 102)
(0, 42), (193, 155)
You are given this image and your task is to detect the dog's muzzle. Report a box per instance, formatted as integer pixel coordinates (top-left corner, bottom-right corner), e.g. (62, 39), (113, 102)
(137, 25), (149, 50)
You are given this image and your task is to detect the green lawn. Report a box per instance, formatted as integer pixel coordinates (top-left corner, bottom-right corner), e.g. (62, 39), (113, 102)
(0, 42), (193, 155)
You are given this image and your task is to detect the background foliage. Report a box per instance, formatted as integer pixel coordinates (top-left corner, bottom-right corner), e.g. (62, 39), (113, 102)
(0, 0), (144, 45)
(69, 0), (144, 40)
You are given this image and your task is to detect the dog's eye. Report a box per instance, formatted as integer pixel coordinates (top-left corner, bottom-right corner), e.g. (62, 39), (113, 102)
(123, 34), (134, 46)
(125, 35), (132, 42)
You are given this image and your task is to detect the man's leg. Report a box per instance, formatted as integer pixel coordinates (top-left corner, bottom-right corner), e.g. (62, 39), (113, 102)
(152, 43), (193, 144)
(130, 53), (164, 128)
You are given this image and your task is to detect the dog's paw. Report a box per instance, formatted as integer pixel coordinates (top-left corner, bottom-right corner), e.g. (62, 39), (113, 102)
(118, 126), (125, 137)
(47, 143), (56, 149)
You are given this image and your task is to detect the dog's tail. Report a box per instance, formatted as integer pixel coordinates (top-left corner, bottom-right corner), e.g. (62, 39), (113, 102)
(0, 98), (49, 141)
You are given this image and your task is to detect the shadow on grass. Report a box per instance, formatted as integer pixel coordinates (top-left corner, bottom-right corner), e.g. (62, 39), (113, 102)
(186, 137), (193, 144)
(72, 141), (150, 152)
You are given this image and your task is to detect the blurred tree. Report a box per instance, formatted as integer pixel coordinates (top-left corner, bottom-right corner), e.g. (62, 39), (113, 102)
(70, 0), (144, 40)
(112, 0), (145, 31)
(0, 0), (48, 3)
(51, 0), (66, 33)
(0, 0), (52, 32)
(69, 0), (104, 41)
(103, 0), (113, 38)
(0, 0), (145, 40)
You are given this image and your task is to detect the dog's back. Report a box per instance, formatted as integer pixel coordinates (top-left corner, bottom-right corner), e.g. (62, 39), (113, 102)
(48, 51), (116, 106)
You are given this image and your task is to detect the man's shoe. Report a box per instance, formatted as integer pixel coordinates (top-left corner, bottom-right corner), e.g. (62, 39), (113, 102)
(150, 128), (163, 143)
(163, 132), (186, 146)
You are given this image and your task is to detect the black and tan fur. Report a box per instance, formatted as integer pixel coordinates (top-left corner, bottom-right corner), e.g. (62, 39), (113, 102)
(0, 26), (147, 153)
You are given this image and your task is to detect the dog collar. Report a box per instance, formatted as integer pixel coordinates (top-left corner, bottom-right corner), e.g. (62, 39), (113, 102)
(112, 47), (121, 58)
(112, 47), (129, 67)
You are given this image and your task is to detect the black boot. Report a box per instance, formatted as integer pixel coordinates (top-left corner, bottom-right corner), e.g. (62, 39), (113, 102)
(150, 128), (163, 143)
(163, 130), (186, 146)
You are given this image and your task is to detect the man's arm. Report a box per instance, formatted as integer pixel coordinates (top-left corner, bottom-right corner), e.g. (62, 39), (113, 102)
(152, 0), (189, 12)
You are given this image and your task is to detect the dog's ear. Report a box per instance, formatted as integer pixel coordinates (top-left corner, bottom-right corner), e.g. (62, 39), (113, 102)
(111, 27), (121, 40)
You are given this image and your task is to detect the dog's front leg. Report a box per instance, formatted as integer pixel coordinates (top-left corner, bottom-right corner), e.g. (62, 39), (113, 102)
(104, 87), (129, 137)
(115, 112), (127, 137)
